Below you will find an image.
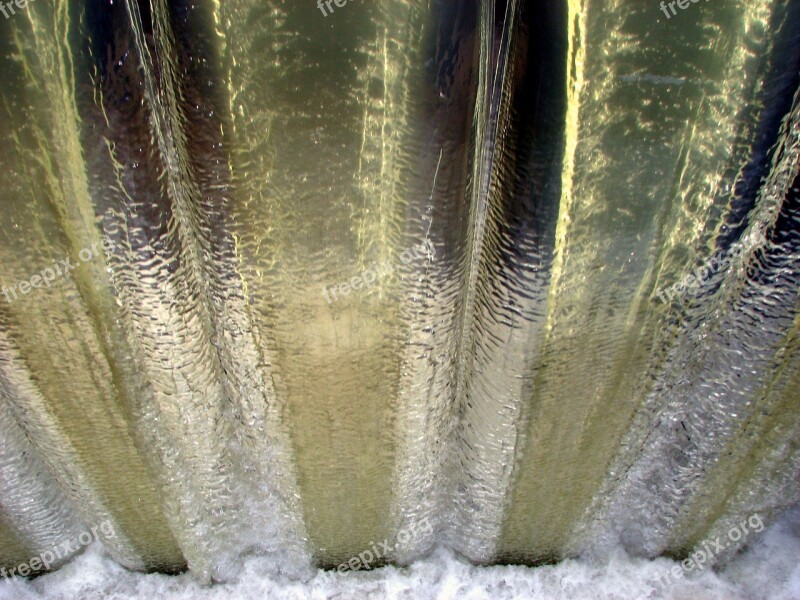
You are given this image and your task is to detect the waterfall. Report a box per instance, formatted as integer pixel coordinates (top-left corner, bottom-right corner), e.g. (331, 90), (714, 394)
(0, 0), (798, 584)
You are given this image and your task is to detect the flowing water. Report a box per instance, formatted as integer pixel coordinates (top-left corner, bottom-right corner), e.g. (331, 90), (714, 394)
(0, 0), (798, 584)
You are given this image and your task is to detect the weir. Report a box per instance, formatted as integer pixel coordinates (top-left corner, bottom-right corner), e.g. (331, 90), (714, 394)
(0, 0), (798, 583)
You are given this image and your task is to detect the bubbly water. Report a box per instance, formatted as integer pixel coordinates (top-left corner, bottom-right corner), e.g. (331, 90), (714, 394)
(1, 506), (799, 599)
(0, 0), (798, 590)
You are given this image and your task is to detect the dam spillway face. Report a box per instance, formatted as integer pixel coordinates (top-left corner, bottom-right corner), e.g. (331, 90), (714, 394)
(0, 0), (799, 584)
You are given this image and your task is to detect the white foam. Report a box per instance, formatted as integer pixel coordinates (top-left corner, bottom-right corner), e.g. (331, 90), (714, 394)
(3, 508), (798, 600)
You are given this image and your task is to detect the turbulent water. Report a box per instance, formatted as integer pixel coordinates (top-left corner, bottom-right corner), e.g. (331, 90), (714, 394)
(2, 507), (800, 600)
(0, 0), (798, 586)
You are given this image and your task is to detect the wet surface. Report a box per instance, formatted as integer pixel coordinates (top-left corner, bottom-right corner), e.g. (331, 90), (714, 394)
(0, 0), (798, 580)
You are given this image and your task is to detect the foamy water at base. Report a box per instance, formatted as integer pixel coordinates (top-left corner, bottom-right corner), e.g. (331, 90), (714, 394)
(2, 508), (797, 600)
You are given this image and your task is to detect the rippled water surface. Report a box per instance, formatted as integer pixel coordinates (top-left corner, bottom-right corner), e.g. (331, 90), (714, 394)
(0, 0), (798, 583)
